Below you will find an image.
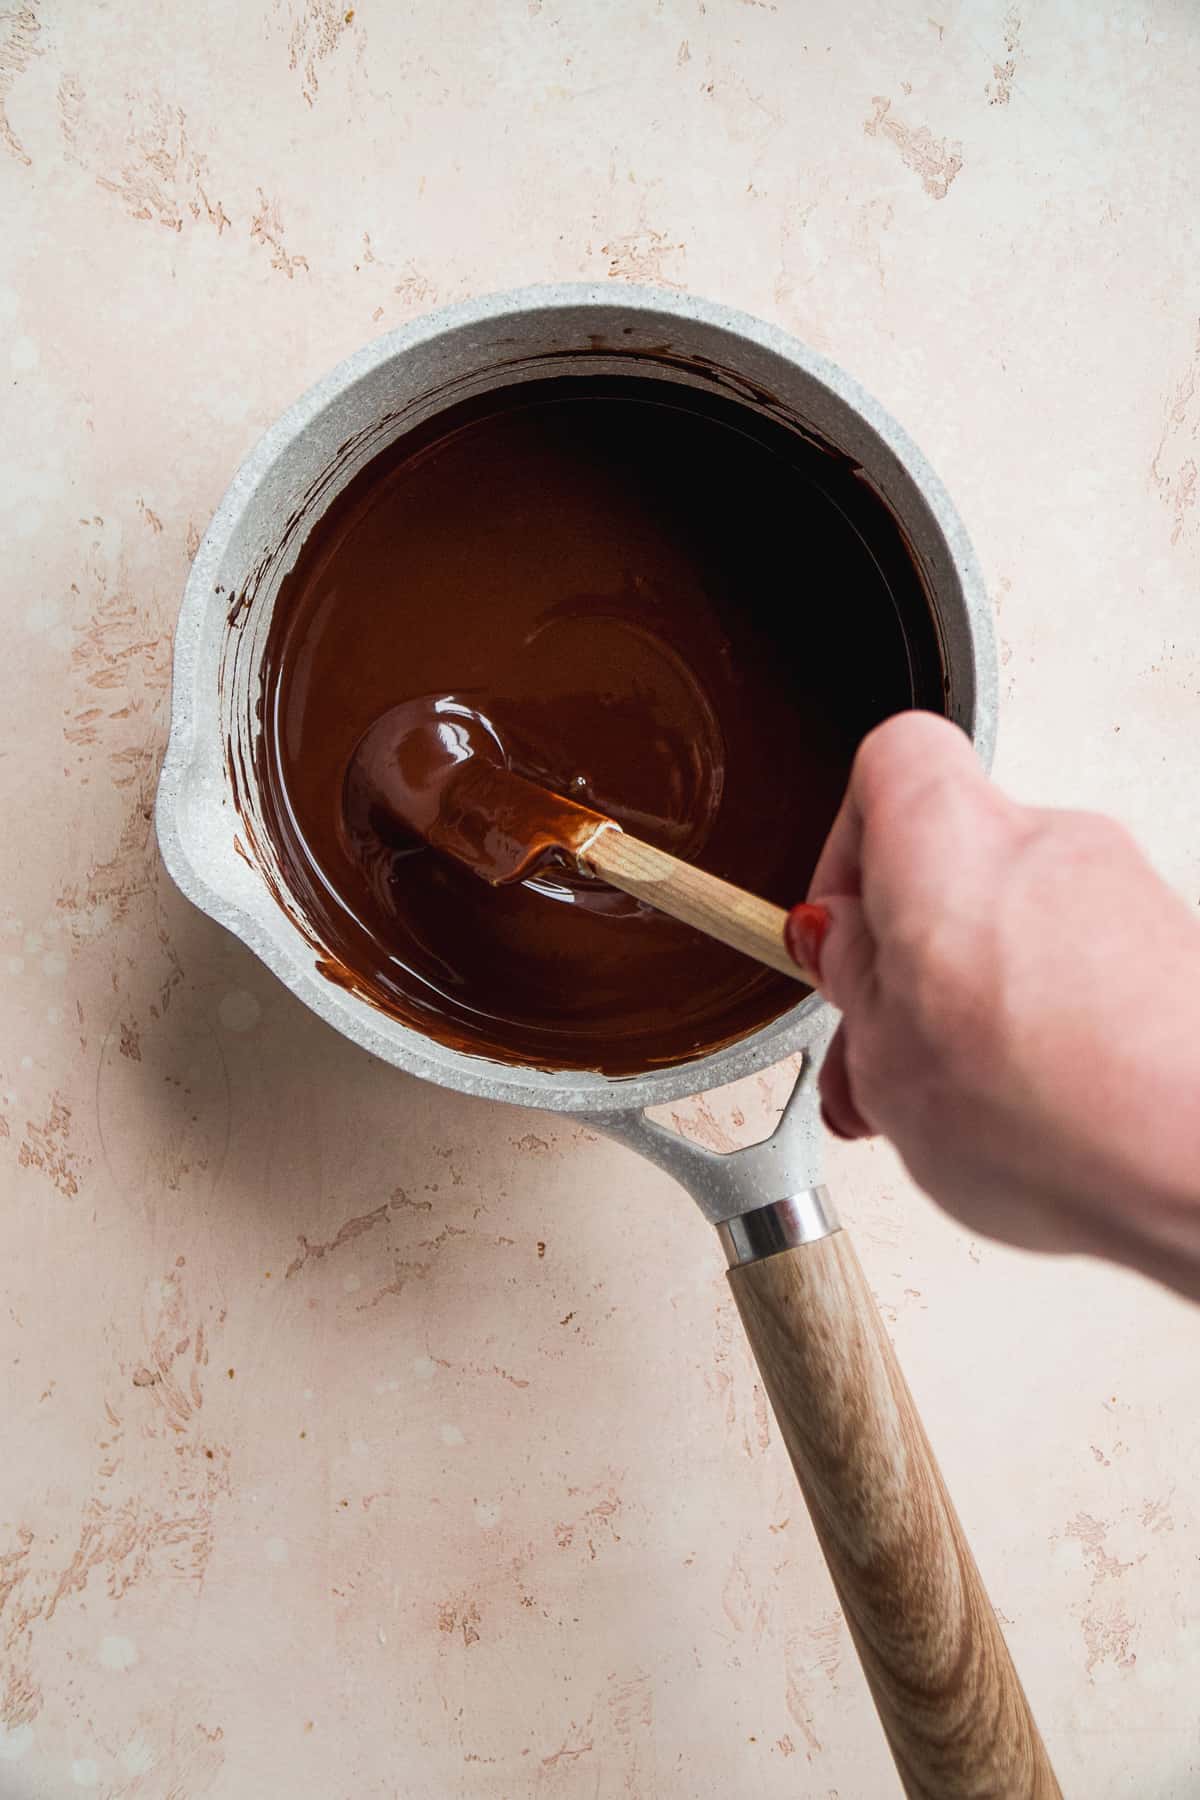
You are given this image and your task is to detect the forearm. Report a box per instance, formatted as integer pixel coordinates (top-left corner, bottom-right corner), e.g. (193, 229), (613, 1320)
(1074, 927), (1200, 1299)
(991, 943), (1200, 1301)
(1090, 1016), (1200, 1302)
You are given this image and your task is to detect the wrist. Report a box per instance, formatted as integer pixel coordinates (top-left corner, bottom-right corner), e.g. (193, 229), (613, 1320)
(1084, 957), (1200, 1300)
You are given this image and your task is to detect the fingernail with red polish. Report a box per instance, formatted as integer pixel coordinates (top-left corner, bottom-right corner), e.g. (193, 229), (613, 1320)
(785, 902), (831, 981)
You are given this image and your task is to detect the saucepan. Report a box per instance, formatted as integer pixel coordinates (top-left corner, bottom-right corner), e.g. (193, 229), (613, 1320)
(156, 287), (1057, 1797)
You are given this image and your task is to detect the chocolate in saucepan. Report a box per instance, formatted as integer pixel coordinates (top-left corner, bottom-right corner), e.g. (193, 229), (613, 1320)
(257, 373), (944, 1075)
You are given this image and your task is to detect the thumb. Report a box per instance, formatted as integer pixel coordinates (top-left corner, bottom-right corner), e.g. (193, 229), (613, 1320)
(786, 894), (876, 1016)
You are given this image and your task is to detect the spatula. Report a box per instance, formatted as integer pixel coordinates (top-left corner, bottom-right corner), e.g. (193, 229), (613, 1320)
(346, 698), (819, 984)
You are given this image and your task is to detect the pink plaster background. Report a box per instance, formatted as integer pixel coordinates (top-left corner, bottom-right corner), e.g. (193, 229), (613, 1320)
(1, 1), (1198, 1794)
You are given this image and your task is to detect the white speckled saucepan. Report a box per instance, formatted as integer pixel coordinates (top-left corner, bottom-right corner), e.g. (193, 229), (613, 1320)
(157, 288), (1060, 1795)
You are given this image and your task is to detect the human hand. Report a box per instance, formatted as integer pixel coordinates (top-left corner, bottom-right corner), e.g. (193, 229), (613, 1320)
(787, 712), (1200, 1298)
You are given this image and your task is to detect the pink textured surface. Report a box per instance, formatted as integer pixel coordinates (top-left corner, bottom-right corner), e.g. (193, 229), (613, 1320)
(2, 3), (1198, 1795)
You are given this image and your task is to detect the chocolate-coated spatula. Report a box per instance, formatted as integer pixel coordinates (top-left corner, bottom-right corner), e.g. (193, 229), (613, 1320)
(346, 698), (819, 982)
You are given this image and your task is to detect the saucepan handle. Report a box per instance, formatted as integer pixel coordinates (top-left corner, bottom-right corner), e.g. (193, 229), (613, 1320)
(723, 1211), (1060, 1798)
(588, 1034), (1059, 1797)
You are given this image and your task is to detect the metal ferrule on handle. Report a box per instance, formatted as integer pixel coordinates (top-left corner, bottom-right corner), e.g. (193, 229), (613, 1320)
(716, 1187), (840, 1266)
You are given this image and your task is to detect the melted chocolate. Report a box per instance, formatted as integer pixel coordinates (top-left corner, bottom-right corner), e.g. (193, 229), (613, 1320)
(257, 374), (943, 1074)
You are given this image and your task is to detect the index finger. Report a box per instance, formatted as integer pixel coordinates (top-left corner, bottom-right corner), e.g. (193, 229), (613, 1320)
(806, 780), (863, 901)
(848, 711), (989, 939)
(807, 711), (980, 907)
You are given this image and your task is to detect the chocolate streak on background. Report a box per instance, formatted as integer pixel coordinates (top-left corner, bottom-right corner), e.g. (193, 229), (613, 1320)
(256, 374), (944, 1075)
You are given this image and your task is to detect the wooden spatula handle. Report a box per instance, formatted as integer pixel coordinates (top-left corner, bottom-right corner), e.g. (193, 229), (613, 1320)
(728, 1230), (1060, 1799)
(581, 826), (817, 983)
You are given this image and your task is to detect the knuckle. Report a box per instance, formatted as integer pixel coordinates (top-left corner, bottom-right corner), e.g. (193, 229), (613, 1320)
(853, 712), (974, 813)
(1068, 809), (1135, 854)
(1027, 808), (1136, 882)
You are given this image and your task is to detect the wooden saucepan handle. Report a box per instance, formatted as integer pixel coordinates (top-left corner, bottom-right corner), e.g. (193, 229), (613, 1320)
(727, 1227), (1060, 1799)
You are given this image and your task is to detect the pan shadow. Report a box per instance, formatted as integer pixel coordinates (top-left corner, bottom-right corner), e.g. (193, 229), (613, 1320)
(91, 872), (752, 1753)
(104, 875), (622, 1309)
